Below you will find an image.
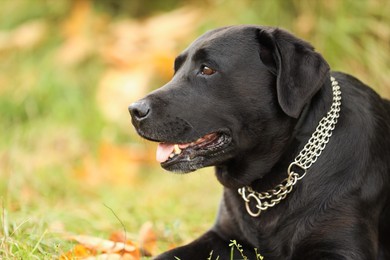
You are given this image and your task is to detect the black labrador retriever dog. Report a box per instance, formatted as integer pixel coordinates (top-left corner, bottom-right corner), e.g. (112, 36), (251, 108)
(129, 25), (390, 259)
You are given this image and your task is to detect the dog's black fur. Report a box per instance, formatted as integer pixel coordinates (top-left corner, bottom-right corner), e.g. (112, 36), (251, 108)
(129, 25), (390, 259)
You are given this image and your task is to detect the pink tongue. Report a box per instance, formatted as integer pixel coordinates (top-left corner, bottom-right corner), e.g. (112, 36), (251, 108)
(156, 143), (175, 163)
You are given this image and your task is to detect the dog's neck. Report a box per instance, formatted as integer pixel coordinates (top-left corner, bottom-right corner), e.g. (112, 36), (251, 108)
(294, 76), (334, 141)
(249, 76), (335, 190)
(236, 75), (341, 217)
(216, 75), (335, 189)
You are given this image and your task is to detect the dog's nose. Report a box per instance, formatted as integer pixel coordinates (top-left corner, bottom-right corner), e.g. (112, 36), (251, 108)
(128, 100), (151, 122)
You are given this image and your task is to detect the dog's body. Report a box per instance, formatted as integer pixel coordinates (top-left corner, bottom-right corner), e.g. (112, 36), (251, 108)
(129, 25), (390, 259)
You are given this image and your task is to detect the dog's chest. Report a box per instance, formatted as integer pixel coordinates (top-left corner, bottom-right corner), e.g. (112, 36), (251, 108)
(225, 190), (302, 258)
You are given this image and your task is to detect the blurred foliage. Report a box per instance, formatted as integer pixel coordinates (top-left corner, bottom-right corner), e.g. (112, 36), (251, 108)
(0, 0), (389, 258)
(94, 0), (186, 17)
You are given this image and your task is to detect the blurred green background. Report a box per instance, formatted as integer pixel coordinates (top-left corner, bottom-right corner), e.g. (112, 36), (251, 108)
(0, 0), (389, 258)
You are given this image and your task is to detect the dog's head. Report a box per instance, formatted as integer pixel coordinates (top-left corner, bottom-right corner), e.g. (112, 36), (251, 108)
(129, 25), (329, 185)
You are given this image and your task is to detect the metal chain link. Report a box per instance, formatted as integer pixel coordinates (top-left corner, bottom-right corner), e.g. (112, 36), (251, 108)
(238, 76), (342, 217)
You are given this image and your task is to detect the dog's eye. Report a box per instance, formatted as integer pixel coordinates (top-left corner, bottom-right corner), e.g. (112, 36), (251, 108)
(200, 65), (215, 76)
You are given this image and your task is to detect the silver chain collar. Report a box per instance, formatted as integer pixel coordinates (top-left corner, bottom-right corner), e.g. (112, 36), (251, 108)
(238, 76), (342, 217)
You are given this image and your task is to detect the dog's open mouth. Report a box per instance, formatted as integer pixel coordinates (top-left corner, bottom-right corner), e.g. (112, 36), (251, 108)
(156, 131), (232, 171)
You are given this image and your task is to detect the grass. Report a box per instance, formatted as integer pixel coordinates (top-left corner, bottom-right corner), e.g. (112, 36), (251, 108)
(0, 0), (389, 258)
(173, 240), (264, 260)
(2, 161), (221, 258)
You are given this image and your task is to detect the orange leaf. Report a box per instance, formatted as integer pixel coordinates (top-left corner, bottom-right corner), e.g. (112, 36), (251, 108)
(74, 141), (154, 186)
(109, 231), (127, 243)
(139, 222), (157, 256)
(152, 51), (176, 81)
(96, 68), (151, 127)
(62, 0), (92, 38)
(66, 234), (140, 255)
(60, 244), (94, 259)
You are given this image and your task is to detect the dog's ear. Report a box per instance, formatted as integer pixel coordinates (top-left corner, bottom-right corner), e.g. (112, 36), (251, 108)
(258, 28), (330, 118)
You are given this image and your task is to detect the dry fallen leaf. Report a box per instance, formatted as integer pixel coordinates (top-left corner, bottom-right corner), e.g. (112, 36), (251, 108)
(109, 231), (127, 243)
(67, 234), (138, 253)
(56, 0), (93, 65)
(95, 7), (201, 128)
(101, 7), (200, 69)
(56, 36), (92, 66)
(0, 20), (47, 52)
(56, 0), (107, 65)
(138, 222), (157, 256)
(62, 0), (92, 38)
(74, 141), (155, 186)
(62, 234), (141, 260)
(61, 244), (95, 259)
(96, 68), (151, 129)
